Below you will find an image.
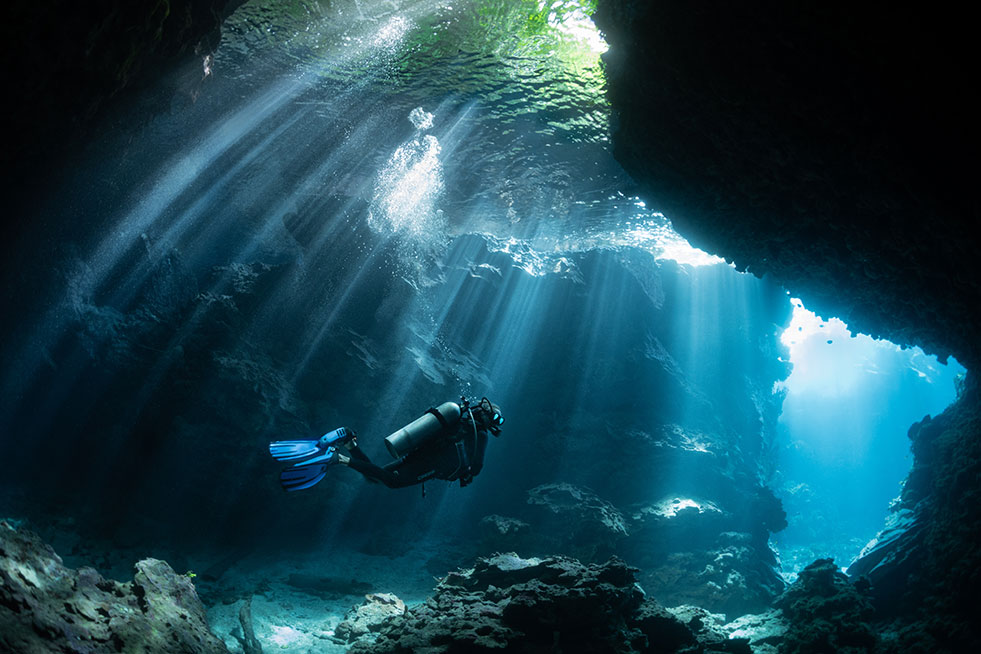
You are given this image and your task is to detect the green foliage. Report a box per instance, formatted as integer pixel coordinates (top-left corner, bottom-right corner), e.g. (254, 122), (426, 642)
(430, 0), (603, 63)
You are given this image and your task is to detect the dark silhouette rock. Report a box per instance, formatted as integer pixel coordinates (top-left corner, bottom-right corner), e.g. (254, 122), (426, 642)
(593, 2), (979, 646)
(592, 1), (980, 370)
(775, 558), (877, 653)
(479, 514), (533, 553)
(4, 0), (246, 187)
(849, 376), (981, 651)
(525, 483), (630, 559)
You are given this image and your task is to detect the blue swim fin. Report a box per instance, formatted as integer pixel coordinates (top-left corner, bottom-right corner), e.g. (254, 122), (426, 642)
(269, 440), (322, 462)
(278, 446), (338, 491)
(271, 428), (352, 491)
(280, 463), (329, 492)
(269, 427), (352, 462)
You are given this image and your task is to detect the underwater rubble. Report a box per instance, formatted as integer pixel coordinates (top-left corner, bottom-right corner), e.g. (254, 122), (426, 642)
(773, 558), (877, 653)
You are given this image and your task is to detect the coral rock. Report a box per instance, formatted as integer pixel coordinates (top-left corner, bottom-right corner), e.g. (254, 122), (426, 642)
(343, 552), (753, 654)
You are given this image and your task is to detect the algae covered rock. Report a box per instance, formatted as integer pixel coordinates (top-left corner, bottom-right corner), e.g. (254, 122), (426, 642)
(0, 520), (227, 653)
(346, 552), (721, 654)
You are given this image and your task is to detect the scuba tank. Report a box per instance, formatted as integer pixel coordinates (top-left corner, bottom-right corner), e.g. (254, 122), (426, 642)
(384, 401), (462, 458)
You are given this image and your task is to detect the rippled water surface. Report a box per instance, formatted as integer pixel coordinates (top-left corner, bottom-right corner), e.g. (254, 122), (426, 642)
(211, 0), (714, 266)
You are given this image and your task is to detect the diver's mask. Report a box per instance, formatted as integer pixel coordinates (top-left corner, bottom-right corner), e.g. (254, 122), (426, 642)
(478, 397), (505, 435)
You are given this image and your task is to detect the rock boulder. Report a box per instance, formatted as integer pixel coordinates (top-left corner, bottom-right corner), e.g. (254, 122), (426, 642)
(0, 521), (227, 654)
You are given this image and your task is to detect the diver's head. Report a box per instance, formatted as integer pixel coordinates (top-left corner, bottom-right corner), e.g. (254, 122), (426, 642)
(475, 397), (504, 435)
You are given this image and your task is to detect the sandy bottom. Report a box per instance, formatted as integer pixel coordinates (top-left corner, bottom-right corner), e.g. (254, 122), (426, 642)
(203, 545), (444, 653)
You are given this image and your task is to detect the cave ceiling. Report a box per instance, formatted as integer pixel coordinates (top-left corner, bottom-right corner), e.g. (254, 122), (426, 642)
(3, 0), (978, 369)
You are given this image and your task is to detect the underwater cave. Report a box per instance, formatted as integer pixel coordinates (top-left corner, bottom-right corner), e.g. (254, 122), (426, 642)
(1, 1), (978, 653)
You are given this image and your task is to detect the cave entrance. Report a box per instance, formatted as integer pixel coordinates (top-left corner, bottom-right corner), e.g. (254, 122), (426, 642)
(771, 298), (965, 578)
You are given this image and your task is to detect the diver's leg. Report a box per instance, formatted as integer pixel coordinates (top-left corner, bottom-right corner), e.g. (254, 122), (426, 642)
(342, 455), (417, 488)
(337, 440), (413, 488)
(340, 437), (435, 488)
(342, 439), (386, 484)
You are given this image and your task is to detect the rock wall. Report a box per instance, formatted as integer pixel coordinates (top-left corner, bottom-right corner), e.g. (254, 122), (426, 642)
(592, 1), (979, 370)
(4, 0), (245, 183)
(443, 249), (792, 617)
(847, 376), (980, 649)
(12, 0), (966, 642)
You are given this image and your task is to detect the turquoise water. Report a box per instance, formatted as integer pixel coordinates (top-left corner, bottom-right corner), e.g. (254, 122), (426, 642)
(772, 300), (964, 576)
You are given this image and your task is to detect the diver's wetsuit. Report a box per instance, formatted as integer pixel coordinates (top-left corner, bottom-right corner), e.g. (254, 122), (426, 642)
(346, 417), (489, 488)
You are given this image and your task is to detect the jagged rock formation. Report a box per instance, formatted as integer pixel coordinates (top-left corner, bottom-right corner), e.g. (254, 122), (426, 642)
(708, 558), (877, 653)
(0, 233), (792, 607)
(479, 515), (532, 553)
(344, 552), (753, 654)
(2, 9), (793, 611)
(0, 521), (227, 653)
(484, 481), (786, 617)
(524, 483), (630, 560)
(848, 376), (980, 651)
(592, 1), (980, 370)
(6, 1), (976, 648)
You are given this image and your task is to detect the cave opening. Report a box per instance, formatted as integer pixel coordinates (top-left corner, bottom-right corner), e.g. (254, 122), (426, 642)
(771, 299), (965, 579)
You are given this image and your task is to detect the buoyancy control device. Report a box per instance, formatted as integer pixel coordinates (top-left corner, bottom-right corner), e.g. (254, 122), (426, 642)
(384, 401), (462, 458)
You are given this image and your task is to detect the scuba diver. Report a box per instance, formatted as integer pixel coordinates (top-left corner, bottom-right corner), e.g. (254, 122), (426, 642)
(269, 397), (504, 491)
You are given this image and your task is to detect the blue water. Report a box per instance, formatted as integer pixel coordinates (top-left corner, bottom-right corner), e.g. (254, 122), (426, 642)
(0, 0), (966, 634)
(772, 301), (964, 576)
